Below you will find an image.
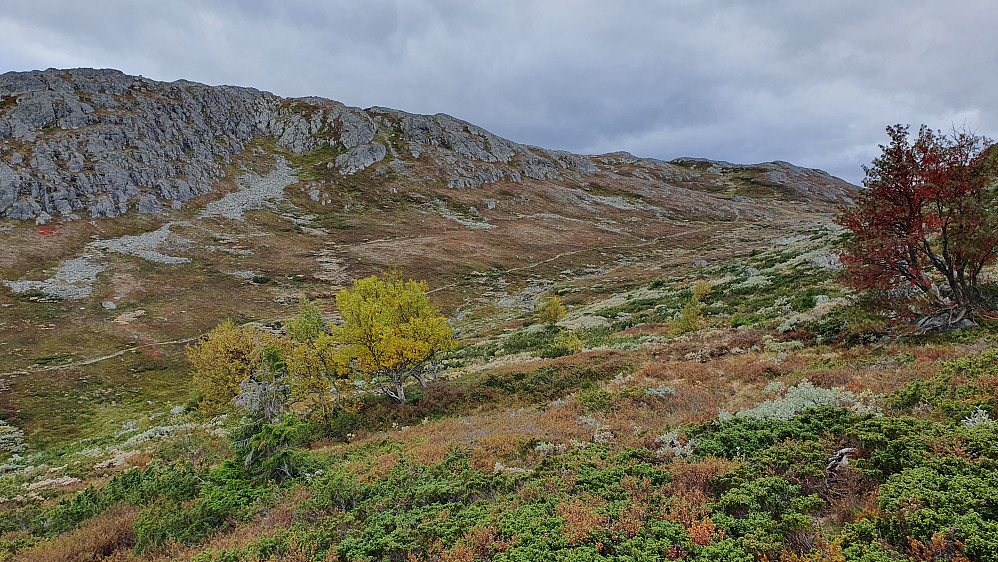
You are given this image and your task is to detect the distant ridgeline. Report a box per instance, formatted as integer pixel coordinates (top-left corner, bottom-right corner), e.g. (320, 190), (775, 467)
(0, 68), (854, 222)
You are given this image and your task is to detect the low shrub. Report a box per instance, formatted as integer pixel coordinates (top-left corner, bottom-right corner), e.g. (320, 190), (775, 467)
(502, 326), (562, 355)
(695, 406), (859, 459)
(36, 461), (204, 536)
(539, 331), (583, 358)
(18, 506), (139, 562)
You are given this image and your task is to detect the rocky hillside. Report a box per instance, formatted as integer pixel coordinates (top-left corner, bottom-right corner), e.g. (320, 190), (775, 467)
(0, 68), (858, 463)
(10, 69), (998, 562)
(0, 68), (854, 222)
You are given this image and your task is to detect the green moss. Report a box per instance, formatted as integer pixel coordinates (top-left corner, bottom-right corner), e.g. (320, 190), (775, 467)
(285, 144), (346, 182)
(581, 183), (646, 203)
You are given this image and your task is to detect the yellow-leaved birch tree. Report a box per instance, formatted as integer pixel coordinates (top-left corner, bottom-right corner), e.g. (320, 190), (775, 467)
(335, 275), (454, 404)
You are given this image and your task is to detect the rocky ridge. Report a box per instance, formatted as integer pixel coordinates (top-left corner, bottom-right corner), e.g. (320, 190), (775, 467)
(0, 68), (855, 222)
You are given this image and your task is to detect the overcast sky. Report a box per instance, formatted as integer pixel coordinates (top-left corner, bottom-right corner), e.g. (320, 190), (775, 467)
(2, 1), (996, 185)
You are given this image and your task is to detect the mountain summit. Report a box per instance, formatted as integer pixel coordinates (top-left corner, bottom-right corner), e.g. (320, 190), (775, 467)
(0, 68), (854, 222)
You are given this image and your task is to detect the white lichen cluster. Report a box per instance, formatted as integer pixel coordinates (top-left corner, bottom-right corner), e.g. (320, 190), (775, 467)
(778, 312), (812, 333)
(533, 440), (570, 458)
(763, 335), (805, 353)
(533, 439), (587, 458)
(963, 407), (994, 428)
(593, 425), (615, 444)
(654, 431), (695, 459)
(729, 379), (880, 421)
(735, 274), (771, 289)
(0, 421), (25, 454)
(644, 384), (678, 398)
(493, 462), (530, 475)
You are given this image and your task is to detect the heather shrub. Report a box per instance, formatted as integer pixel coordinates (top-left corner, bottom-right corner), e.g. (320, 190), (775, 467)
(888, 349), (998, 422)
(749, 438), (828, 480)
(731, 311), (769, 328)
(133, 496), (244, 552)
(575, 387), (614, 412)
(132, 462), (270, 552)
(846, 416), (938, 478)
(712, 476), (825, 558)
(36, 461), (205, 536)
(940, 347), (998, 380)
(483, 363), (611, 401)
(693, 538), (754, 561)
(502, 326), (562, 355)
(695, 406), (859, 458)
(17, 506), (139, 562)
(331, 451), (519, 560)
(798, 302), (888, 345)
(301, 465), (366, 516)
(877, 457), (998, 560)
(644, 384), (678, 397)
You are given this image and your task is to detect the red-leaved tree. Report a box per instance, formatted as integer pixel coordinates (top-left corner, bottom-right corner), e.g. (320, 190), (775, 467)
(838, 125), (998, 321)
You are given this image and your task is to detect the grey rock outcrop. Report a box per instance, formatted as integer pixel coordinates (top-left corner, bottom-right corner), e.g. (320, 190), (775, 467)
(333, 142), (387, 175)
(0, 68), (280, 219)
(368, 107), (599, 189)
(669, 157), (853, 204)
(0, 69), (386, 220)
(757, 161), (854, 204)
(268, 98), (377, 153)
(0, 68), (856, 221)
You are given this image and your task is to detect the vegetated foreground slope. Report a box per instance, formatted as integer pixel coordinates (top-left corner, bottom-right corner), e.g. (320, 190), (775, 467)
(4, 229), (998, 562)
(9, 69), (996, 561)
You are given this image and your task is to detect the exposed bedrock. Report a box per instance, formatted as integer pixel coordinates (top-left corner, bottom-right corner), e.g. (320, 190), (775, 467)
(0, 68), (855, 220)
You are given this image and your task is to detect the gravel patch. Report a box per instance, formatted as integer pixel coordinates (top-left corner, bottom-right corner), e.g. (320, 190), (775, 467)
(4, 224), (188, 299)
(92, 224), (190, 264)
(200, 156), (297, 221)
(4, 256), (106, 299)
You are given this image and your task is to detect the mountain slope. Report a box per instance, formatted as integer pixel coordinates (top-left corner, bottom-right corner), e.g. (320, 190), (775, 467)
(0, 68), (854, 222)
(11, 69), (998, 562)
(0, 68), (856, 450)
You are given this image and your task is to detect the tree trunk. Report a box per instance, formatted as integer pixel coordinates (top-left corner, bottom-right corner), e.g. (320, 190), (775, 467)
(412, 369), (427, 388)
(329, 379), (345, 411)
(395, 378), (407, 404)
(378, 370), (408, 404)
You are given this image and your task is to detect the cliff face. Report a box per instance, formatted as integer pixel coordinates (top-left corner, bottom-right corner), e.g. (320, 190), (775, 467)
(0, 68), (854, 222)
(0, 68), (347, 220)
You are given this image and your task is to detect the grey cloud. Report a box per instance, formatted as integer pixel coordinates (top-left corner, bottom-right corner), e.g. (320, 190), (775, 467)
(2, 0), (997, 185)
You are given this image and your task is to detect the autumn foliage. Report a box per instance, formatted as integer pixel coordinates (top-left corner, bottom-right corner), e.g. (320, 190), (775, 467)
(839, 124), (998, 318)
(537, 295), (567, 325)
(187, 320), (260, 415)
(335, 274), (455, 404)
(187, 274), (454, 419)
